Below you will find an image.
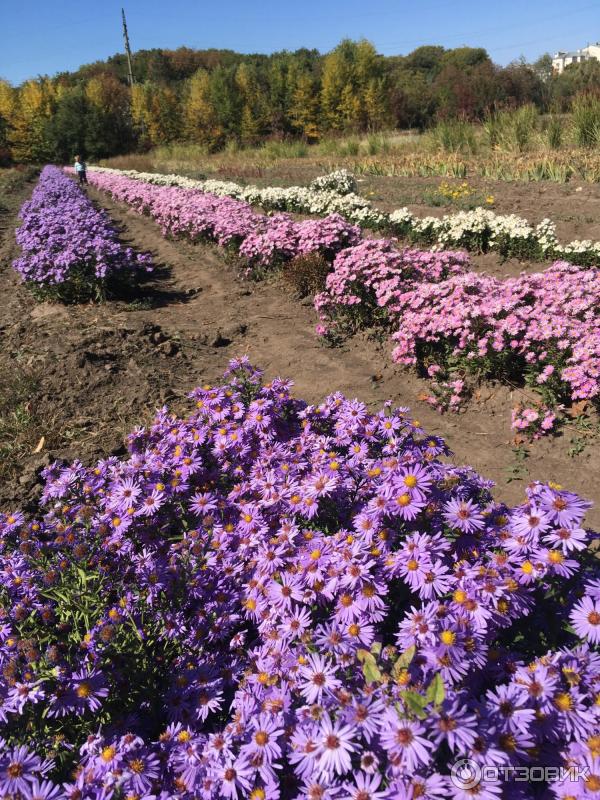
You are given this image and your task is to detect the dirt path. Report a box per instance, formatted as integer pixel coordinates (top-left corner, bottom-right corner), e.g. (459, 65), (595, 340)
(1, 185), (599, 527)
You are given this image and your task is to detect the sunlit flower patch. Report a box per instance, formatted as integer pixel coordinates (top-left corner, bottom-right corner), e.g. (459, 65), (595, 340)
(89, 166), (600, 266)
(13, 166), (152, 301)
(0, 359), (598, 798)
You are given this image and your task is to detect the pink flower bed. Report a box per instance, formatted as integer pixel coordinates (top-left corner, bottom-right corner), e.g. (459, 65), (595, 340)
(316, 249), (600, 431)
(79, 169), (600, 436)
(80, 170), (361, 266)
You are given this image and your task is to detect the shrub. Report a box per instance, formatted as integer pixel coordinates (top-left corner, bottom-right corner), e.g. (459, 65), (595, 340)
(281, 251), (331, 297)
(431, 119), (477, 154)
(485, 106), (539, 153)
(571, 92), (600, 148)
(546, 115), (563, 150)
(309, 168), (358, 195)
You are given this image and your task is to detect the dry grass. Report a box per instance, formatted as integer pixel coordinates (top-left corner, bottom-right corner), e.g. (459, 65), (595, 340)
(0, 362), (45, 481)
(99, 112), (600, 185)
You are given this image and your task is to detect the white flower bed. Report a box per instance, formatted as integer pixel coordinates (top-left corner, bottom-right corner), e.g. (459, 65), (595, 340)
(89, 166), (600, 265)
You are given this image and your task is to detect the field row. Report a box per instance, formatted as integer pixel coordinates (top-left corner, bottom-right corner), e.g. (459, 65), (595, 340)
(92, 165), (600, 266)
(14, 166), (153, 301)
(2, 356), (599, 796)
(75, 168), (600, 440)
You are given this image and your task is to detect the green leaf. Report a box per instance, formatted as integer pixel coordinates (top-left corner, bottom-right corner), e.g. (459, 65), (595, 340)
(396, 644), (416, 670)
(357, 648), (382, 684)
(76, 567), (89, 585)
(391, 645), (415, 684)
(425, 673), (445, 707)
(370, 641), (382, 656)
(400, 690), (427, 718)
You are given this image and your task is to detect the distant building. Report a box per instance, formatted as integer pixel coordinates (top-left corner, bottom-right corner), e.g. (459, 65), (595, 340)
(552, 43), (600, 74)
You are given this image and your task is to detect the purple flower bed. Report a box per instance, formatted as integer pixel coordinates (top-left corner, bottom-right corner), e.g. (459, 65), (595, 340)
(1, 358), (599, 799)
(13, 167), (152, 300)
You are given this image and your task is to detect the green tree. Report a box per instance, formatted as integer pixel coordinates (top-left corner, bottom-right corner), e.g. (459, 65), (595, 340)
(235, 63), (267, 145)
(85, 74), (134, 158)
(208, 66), (242, 143)
(46, 84), (88, 161)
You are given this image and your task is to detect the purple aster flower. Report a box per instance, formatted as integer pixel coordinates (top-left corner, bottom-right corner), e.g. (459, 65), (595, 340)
(0, 746), (48, 795)
(242, 713), (284, 764)
(429, 696), (479, 753)
(341, 771), (387, 800)
(543, 525), (588, 553)
(124, 749), (161, 794)
(485, 684), (536, 734)
(379, 713), (434, 772)
(5, 681), (45, 714)
(219, 759), (253, 799)
(443, 498), (484, 533)
(69, 669), (109, 713)
(27, 778), (64, 800)
(570, 595), (600, 644)
(111, 476), (142, 509)
(316, 714), (356, 776)
(538, 486), (591, 528)
(189, 491), (218, 516)
(299, 653), (341, 704)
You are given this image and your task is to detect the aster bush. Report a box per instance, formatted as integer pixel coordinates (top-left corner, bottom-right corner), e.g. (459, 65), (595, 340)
(12, 167), (153, 302)
(315, 251), (600, 430)
(1, 358), (599, 799)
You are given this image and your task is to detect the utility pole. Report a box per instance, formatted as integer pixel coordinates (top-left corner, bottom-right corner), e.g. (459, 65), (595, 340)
(121, 8), (135, 87)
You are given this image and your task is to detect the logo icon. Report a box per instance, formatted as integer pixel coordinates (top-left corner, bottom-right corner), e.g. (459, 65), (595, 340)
(451, 758), (482, 790)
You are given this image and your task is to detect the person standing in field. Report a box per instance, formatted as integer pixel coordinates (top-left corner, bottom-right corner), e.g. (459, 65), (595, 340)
(74, 155), (88, 184)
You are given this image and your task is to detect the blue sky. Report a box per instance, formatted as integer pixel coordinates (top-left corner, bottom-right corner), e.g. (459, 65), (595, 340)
(1, 0), (599, 84)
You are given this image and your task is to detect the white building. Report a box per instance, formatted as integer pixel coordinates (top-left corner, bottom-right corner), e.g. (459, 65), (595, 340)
(552, 43), (600, 74)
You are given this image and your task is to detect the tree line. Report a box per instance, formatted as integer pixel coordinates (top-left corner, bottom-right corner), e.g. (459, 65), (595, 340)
(1, 40), (599, 163)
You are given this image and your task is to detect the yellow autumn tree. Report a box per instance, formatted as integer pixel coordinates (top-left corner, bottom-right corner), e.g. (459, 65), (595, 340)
(0, 79), (15, 158)
(183, 69), (221, 147)
(11, 78), (54, 161)
(364, 77), (389, 131)
(86, 74), (130, 116)
(288, 72), (320, 140)
(132, 83), (181, 147)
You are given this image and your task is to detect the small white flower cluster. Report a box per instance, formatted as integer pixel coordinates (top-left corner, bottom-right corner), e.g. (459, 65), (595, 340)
(555, 239), (600, 257)
(308, 169), (358, 196)
(90, 166), (600, 264)
(390, 207), (573, 259)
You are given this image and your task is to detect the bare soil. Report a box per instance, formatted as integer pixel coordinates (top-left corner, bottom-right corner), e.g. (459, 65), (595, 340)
(1, 180), (599, 527)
